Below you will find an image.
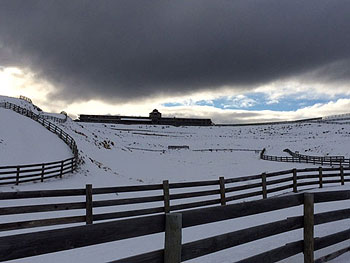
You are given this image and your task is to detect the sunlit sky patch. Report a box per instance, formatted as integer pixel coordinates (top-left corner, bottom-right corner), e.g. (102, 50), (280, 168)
(163, 93), (342, 112)
(1, 65), (350, 124)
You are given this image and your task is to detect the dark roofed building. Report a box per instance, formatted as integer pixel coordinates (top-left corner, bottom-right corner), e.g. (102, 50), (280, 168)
(149, 109), (162, 119)
(78, 110), (213, 126)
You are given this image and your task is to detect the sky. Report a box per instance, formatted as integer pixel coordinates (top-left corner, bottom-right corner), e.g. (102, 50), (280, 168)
(0, 0), (350, 123)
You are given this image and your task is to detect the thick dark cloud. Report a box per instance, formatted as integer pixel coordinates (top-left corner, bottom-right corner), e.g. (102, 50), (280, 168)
(0, 0), (349, 102)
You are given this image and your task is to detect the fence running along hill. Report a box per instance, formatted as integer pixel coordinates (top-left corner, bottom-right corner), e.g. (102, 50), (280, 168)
(0, 190), (349, 263)
(261, 148), (350, 167)
(215, 117), (322, 127)
(0, 102), (78, 185)
(323, 112), (350, 121)
(284, 149), (346, 164)
(19, 95), (32, 104)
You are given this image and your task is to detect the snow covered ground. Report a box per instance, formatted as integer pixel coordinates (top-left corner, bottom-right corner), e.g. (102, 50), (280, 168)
(0, 107), (72, 166)
(0, 95), (349, 262)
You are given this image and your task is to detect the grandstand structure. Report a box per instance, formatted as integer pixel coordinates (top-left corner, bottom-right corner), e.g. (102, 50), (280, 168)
(78, 109), (213, 126)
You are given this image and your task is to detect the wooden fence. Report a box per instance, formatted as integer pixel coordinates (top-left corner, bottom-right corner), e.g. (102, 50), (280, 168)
(19, 95), (32, 104)
(0, 157), (76, 185)
(261, 148), (350, 167)
(0, 102), (78, 185)
(214, 117), (322, 127)
(40, 113), (67, 123)
(284, 148), (346, 163)
(315, 120), (350, 125)
(0, 166), (348, 234)
(192, 148), (261, 153)
(0, 191), (348, 263)
(1, 101), (66, 123)
(323, 113), (350, 121)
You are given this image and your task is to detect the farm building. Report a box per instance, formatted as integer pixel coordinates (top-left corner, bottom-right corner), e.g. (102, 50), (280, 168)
(78, 109), (213, 126)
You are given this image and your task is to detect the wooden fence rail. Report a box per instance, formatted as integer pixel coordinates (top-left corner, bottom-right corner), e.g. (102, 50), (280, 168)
(0, 191), (348, 263)
(0, 102), (79, 185)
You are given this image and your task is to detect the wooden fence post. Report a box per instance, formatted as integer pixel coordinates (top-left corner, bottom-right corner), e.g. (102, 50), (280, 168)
(219, 177), (226, 205)
(41, 164), (45, 182)
(16, 167), (20, 185)
(164, 213), (182, 263)
(303, 193), (314, 263)
(340, 166), (344, 185)
(85, 184), (93, 225)
(71, 159), (74, 173)
(292, 169), (298, 193)
(163, 180), (170, 213)
(262, 173), (267, 199)
(60, 161), (64, 178)
(318, 167), (323, 188)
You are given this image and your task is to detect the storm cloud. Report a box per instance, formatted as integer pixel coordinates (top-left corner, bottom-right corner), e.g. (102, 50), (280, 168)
(0, 0), (349, 103)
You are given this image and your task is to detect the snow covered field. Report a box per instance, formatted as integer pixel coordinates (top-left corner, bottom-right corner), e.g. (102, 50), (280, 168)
(0, 95), (349, 262)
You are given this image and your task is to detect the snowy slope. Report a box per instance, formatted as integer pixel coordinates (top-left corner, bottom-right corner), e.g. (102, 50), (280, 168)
(0, 107), (72, 166)
(0, 95), (349, 263)
(41, 120), (350, 189)
(0, 95), (42, 113)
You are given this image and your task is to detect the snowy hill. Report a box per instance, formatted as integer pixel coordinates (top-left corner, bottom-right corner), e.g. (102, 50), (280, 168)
(0, 95), (349, 263)
(0, 106), (72, 166)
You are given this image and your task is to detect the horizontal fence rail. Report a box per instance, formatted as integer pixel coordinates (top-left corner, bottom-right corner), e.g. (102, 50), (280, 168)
(0, 191), (348, 263)
(261, 148), (350, 167)
(0, 102), (78, 185)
